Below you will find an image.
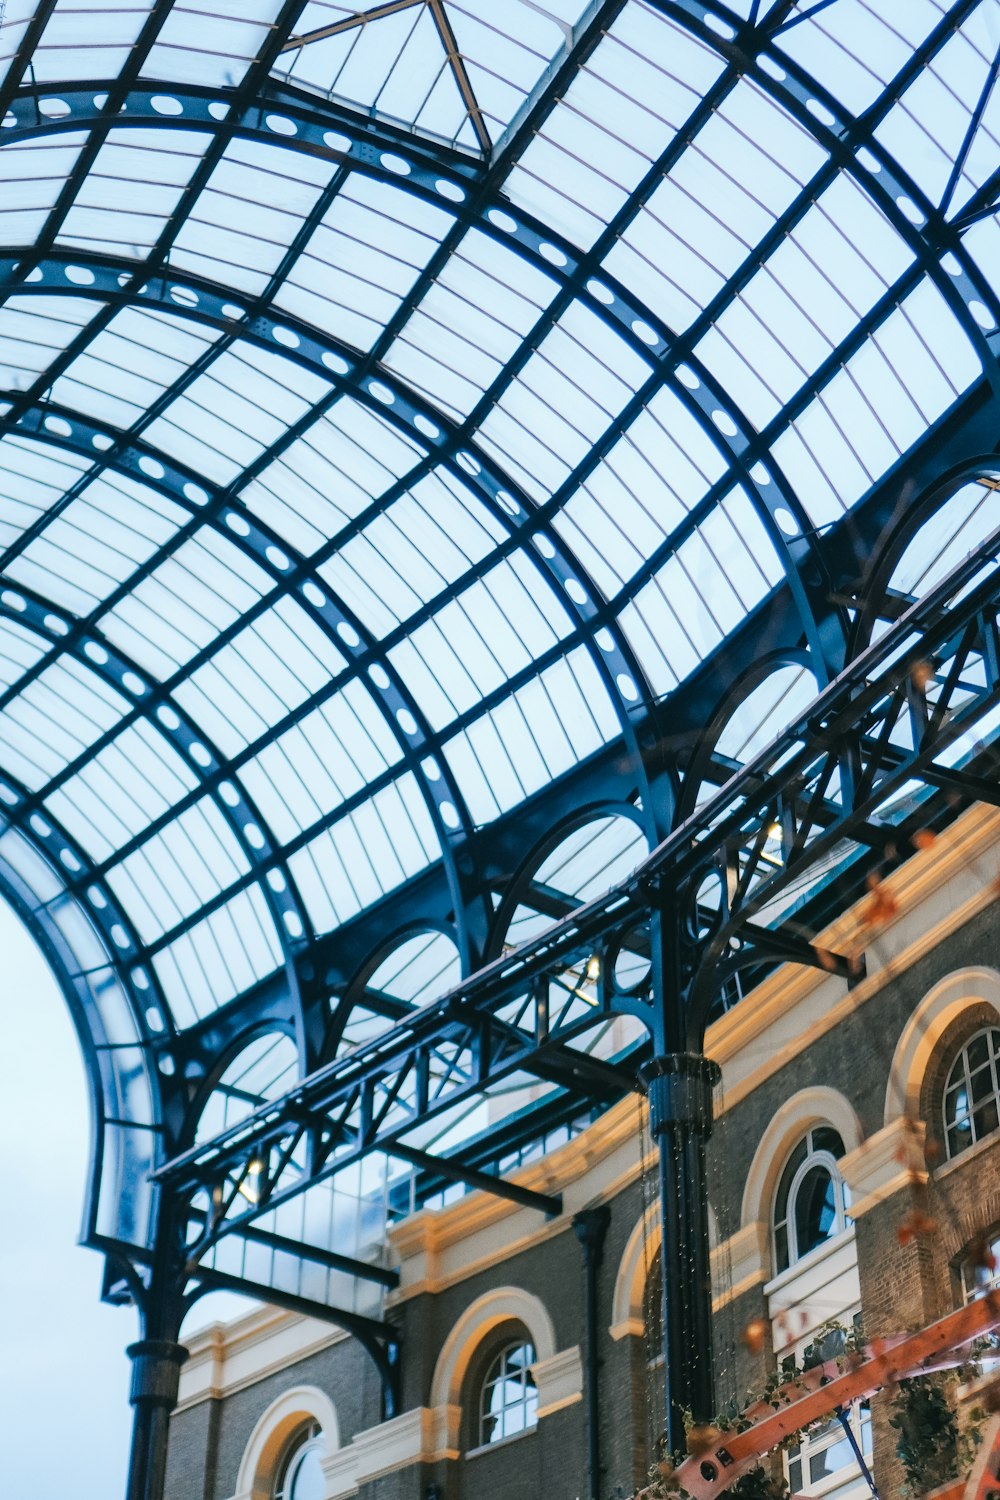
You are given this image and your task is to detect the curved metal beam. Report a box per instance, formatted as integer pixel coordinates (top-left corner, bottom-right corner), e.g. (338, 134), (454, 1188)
(0, 248), (665, 834)
(0, 581), (312, 1039)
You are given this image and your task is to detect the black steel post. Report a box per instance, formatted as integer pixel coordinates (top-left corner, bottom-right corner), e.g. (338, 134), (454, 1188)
(121, 1193), (188, 1500)
(639, 1052), (720, 1457)
(125, 1339), (188, 1500)
(574, 1205), (611, 1500)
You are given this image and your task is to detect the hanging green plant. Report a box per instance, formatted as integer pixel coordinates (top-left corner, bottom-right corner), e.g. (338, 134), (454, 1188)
(888, 1370), (983, 1497)
(719, 1465), (790, 1498)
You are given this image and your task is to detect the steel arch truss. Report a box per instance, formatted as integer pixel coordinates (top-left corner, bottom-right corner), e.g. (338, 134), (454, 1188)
(0, 0), (998, 1351)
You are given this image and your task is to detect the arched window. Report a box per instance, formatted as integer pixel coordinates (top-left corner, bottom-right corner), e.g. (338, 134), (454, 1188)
(943, 1027), (1000, 1160)
(274, 1421), (324, 1500)
(773, 1127), (849, 1272)
(478, 1341), (537, 1447)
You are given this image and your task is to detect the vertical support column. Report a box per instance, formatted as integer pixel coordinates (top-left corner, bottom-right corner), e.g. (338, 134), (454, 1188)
(125, 1338), (188, 1500)
(574, 1205), (611, 1500)
(640, 1053), (721, 1458)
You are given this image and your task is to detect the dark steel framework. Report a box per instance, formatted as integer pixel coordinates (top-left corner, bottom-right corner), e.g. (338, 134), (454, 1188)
(0, 2), (999, 1497)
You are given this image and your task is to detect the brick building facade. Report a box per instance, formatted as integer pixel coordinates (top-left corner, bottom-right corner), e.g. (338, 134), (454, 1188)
(165, 805), (1000, 1500)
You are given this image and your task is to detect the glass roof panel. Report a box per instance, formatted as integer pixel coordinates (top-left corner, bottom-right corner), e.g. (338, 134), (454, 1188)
(31, 0), (155, 80)
(505, 3), (724, 247)
(0, 133), (87, 245)
(317, 470), (507, 637)
(387, 552), (573, 731)
(274, 174), (454, 350)
(5, 470), (188, 617)
(56, 129), (214, 260)
(476, 300), (651, 502)
(278, 3), (480, 150)
(144, 342), (331, 485)
(383, 227), (559, 418)
(875, 4), (1000, 215)
(552, 384), (727, 596)
(237, 677), (404, 842)
(50, 307), (222, 430)
(774, 2), (945, 118)
(0, 655), (130, 791)
(0, 0), (40, 76)
(153, 883), (283, 1026)
(0, 295), (102, 393)
(605, 75), (827, 332)
(694, 172), (913, 432)
(889, 478), (999, 600)
(277, 0), (593, 151)
(173, 597), (348, 756)
(443, 646), (619, 822)
(242, 397), (425, 554)
(100, 529), (272, 680)
(288, 770), (440, 932)
(0, 617), (50, 693)
(139, 0), (283, 89)
(105, 797), (251, 943)
(618, 488), (783, 697)
(773, 277), (982, 527)
(0, 435), (92, 553)
(45, 718), (199, 863)
(367, 928), (462, 1007)
(169, 137), (335, 296)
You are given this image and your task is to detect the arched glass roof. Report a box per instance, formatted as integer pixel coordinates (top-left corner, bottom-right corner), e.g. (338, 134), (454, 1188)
(1, 0), (998, 1265)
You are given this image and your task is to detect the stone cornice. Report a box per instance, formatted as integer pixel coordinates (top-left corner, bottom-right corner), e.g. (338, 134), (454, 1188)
(177, 1305), (347, 1411)
(841, 1118), (928, 1220)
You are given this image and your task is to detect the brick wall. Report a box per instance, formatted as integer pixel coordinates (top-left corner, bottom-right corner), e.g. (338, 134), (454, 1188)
(165, 896), (1000, 1500)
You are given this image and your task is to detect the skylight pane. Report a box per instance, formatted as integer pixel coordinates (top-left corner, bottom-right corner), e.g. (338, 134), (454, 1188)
(318, 469), (507, 637)
(773, 277), (982, 526)
(237, 679), (403, 843)
(0, 435), (92, 552)
(289, 773), (439, 933)
(775, 0), (943, 117)
(51, 306), (221, 430)
(101, 530), (271, 680)
(105, 798), (250, 943)
(0, 295), (100, 392)
(477, 300), (651, 502)
(552, 384), (727, 595)
(695, 172), (913, 430)
(275, 175), (453, 352)
(388, 553), (572, 732)
(242, 397), (424, 555)
(7, 470), (187, 616)
(58, 128), (213, 259)
(0, 135), (86, 244)
(173, 597), (346, 756)
(876, 5), (1000, 213)
(384, 228), (558, 418)
(170, 136), (334, 295)
(153, 884), (283, 1025)
(605, 76), (827, 331)
(144, 343), (330, 487)
(443, 647), (619, 822)
(141, 0), (280, 88)
(32, 0), (154, 80)
(505, 5), (724, 247)
(618, 489), (783, 697)
(0, 657), (129, 791)
(46, 718), (198, 863)
(0, 618), (50, 694)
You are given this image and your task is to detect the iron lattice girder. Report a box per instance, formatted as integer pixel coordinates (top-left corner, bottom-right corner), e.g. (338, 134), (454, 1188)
(153, 524), (1000, 1253)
